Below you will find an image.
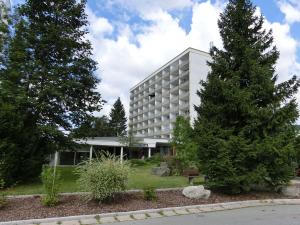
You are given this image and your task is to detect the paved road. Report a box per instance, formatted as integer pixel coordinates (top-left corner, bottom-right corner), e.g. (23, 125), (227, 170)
(103, 205), (300, 225)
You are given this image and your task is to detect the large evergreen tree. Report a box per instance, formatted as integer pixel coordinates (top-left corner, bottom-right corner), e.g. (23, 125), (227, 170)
(194, 0), (300, 193)
(0, 0), (102, 185)
(109, 97), (127, 136)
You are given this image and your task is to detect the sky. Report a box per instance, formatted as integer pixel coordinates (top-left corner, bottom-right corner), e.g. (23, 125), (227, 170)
(11, 0), (300, 120)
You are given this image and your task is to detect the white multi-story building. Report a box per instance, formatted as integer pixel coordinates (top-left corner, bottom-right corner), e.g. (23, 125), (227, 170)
(129, 48), (211, 139)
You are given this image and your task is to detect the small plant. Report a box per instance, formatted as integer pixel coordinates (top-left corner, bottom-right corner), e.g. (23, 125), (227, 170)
(143, 187), (156, 201)
(0, 179), (7, 209)
(41, 167), (61, 206)
(76, 152), (130, 202)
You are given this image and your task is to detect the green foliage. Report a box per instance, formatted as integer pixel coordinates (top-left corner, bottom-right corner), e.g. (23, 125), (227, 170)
(110, 97), (127, 136)
(171, 116), (198, 169)
(41, 167), (61, 207)
(76, 152), (130, 202)
(162, 155), (182, 176)
(143, 186), (156, 201)
(130, 159), (147, 167)
(0, 179), (7, 209)
(194, 0), (299, 194)
(145, 153), (163, 164)
(0, 0), (102, 185)
(71, 116), (114, 138)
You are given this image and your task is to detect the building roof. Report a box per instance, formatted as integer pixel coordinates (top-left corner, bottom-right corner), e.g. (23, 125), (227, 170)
(75, 137), (169, 148)
(130, 47), (210, 91)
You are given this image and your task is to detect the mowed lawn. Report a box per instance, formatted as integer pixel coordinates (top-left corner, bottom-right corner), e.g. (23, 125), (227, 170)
(5, 163), (204, 195)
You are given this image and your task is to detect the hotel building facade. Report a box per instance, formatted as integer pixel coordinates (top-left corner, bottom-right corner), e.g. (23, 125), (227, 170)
(129, 48), (211, 139)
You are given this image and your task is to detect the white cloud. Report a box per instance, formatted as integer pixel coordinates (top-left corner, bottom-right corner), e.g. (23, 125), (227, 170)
(105, 0), (193, 15)
(87, 7), (113, 36)
(278, 0), (300, 24)
(87, 1), (300, 121)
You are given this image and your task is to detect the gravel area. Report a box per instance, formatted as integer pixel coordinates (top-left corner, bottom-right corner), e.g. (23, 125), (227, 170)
(0, 191), (297, 222)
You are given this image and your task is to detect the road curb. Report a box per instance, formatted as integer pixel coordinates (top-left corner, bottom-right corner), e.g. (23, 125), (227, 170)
(1, 199), (300, 225)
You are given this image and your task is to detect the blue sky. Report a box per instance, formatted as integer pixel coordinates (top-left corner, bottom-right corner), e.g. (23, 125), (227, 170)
(11, 0), (300, 117)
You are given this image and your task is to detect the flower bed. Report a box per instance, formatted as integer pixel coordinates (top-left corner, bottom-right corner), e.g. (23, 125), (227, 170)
(0, 190), (297, 222)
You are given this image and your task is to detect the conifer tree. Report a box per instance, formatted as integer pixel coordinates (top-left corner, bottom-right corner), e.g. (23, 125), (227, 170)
(0, 0), (102, 185)
(194, 0), (299, 193)
(109, 97), (127, 136)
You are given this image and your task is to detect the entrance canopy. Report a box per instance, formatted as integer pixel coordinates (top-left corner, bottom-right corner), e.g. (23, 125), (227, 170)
(74, 137), (169, 148)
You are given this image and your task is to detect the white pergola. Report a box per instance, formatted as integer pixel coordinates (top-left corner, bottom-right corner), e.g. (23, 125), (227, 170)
(52, 137), (169, 166)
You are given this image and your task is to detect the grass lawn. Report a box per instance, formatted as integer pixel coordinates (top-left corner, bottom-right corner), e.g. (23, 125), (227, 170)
(5, 163), (204, 196)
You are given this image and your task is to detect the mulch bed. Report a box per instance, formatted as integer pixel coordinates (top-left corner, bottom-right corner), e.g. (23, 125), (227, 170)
(0, 190), (297, 222)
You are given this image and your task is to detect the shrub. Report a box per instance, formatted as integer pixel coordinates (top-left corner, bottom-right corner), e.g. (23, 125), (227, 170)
(76, 152), (130, 202)
(143, 187), (156, 201)
(145, 153), (162, 164)
(171, 116), (198, 169)
(130, 159), (147, 167)
(162, 155), (183, 176)
(0, 179), (7, 209)
(41, 167), (61, 206)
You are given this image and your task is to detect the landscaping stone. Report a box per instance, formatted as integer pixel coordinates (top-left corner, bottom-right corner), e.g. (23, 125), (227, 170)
(99, 216), (116, 223)
(182, 185), (211, 199)
(151, 167), (170, 176)
(282, 180), (300, 197)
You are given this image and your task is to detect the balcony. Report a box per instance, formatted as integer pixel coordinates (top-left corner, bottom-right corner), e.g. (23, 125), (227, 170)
(180, 60), (189, 68)
(180, 70), (189, 78)
(179, 91), (189, 100)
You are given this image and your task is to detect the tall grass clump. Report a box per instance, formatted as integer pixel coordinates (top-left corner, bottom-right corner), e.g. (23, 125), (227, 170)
(76, 152), (129, 202)
(41, 166), (61, 206)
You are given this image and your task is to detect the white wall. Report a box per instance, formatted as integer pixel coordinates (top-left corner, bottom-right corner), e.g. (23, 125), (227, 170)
(189, 50), (211, 125)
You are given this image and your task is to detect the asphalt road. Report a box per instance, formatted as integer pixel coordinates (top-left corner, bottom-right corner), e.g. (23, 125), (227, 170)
(103, 205), (300, 225)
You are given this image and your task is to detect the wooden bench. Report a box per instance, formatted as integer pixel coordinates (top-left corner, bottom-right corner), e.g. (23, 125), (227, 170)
(182, 168), (200, 185)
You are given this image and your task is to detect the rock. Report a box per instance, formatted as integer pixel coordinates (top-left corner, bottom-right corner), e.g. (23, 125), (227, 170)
(182, 185), (211, 199)
(160, 162), (168, 168)
(282, 180), (300, 197)
(151, 166), (170, 176)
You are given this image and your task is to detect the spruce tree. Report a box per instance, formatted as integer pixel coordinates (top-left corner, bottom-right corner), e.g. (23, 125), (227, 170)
(0, 0), (102, 185)
(194, 0), (300, 193)
(109, 97), (127, 136)
(72, 115), (114, 138)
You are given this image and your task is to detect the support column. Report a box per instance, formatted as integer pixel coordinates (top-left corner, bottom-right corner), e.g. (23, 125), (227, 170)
(89, 145), (93, 163)
(148, 148), (152, 158)
(120, 146), (124, 164)
(54, 151), (59, 168)
(73, 151), (76, 166)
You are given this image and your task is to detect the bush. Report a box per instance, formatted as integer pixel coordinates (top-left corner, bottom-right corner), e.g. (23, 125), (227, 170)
(76, 152), (130, 202)
(143, 187), (156, 201)
(130, 159), (147, 167)
(145, 153), (162, 164)
(162, 155), (183, 176)
(0, 179), (7, 209)
(41, 167), (61, 206)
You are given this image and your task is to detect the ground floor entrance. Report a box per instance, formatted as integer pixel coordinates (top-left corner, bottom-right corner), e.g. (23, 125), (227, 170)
(49, 137), (171, 166)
